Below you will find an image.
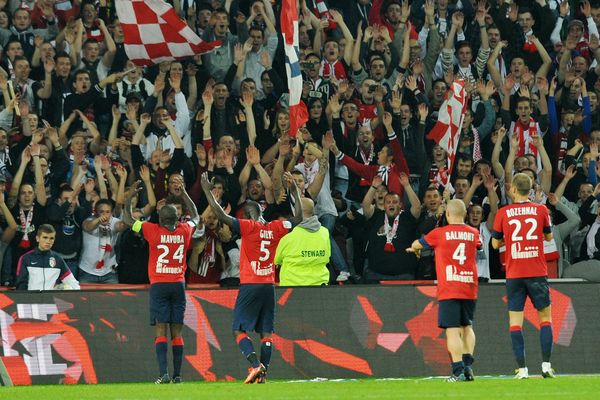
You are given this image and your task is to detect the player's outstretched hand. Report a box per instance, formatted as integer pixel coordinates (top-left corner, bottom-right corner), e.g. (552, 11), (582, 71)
(127, 180), (143, 199)
(405, 247), (421, 258)
(201, 172), (214, 193)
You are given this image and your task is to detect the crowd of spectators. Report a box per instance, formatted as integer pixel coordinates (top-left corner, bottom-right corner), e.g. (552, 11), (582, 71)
(3, 0), (600, 289)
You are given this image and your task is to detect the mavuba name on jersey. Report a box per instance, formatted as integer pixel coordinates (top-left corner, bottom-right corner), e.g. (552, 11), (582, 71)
(445, 231), (476, 241)
(506, 206), (538, 217)
(160, 234), (185, 243)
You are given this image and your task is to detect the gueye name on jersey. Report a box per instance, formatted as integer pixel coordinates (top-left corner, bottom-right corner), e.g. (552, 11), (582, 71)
(301, 250), (326, 257)
(260, 230), (274, 239)
(156, 265), (183, 274)
(445, 231), (476, 241)
(160, 234), (185, 243)
(506, 206), (538, 217)
(445, 265), (475, 283)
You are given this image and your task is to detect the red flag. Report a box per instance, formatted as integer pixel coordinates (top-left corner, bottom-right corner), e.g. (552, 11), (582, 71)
(281, 0), (308, 137)
(427, 80), (468, 187)
(115, 0), (221, 66)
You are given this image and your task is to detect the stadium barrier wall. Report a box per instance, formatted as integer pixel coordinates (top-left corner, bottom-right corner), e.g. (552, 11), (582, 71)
(0, 283), (596, 385)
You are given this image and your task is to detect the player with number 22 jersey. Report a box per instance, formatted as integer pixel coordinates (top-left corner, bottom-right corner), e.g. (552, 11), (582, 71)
(491, 173), (555, 379)
(492, 202), (552, 279)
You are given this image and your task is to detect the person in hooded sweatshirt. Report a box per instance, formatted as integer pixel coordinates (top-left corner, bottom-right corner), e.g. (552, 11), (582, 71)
(0, 7), (59, 60)
(275, 198), (331, 286)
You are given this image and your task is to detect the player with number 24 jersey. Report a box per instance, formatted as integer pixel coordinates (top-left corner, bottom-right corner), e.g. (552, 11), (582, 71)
(139, 221), (195, 284)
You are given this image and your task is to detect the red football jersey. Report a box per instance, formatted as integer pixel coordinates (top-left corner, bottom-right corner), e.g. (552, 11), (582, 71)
(492, 202), (552, 278)
(423, 224), (480, 300)
(141, 221), (194, 284)
(238, 219), (292, 284)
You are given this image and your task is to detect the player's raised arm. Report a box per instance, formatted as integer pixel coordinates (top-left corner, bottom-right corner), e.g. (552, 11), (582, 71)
(122, 180), (144, 227)
(177, 175), (200, 226)
(201, 172), (234, 227)
(283, 172), (303, 225)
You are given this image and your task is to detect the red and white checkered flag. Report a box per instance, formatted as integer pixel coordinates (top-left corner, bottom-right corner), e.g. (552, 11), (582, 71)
(115, 0), (221, 66)
(426, 80), (468, 187)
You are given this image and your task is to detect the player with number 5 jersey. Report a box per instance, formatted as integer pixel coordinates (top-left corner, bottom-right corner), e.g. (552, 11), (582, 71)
(201, 172), (303, 384)
(123, 177), (199, 385)
(491, 173), (555, 380)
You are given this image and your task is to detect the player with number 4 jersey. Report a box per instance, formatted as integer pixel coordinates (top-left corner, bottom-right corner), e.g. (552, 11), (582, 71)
(491, 173), (555, 380)
(407, 200), (480, 382)
(201, 172), (303, 384)
(123, 178), (199, 385)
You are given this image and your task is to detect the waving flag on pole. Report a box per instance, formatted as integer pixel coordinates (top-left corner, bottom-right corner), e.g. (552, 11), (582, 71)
(281, 0), (309, 138)
(426, 80), (468, 187)
(115, 0), (221, 66)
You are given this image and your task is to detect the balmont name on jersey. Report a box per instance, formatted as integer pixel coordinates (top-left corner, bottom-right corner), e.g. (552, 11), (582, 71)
(445, 231), (476, 241)
(506, 206), (538, 217)
(160, 234), (185, 243)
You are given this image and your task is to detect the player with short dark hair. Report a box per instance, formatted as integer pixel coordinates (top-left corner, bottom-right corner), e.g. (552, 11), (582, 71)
(407, 200), (480, 382)
(201, 172), (302, 384)
(123, 177), (199, 384)
(16, 224), (80, 291)
(491, 173), (555, 379)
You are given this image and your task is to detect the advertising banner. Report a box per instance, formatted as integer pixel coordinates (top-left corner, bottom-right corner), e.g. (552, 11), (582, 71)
(0, 283), (595, 385)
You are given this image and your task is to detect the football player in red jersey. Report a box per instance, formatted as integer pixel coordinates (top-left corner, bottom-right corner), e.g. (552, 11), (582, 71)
(407, 200), (480, 382)
(491, 173), (555, 379)
(123, 177), (199, 384)
(201, 171), (302, 384)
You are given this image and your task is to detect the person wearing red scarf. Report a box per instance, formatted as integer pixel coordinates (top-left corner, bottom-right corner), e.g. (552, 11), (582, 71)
(361, 181), (422, 282)
(4, 145), (47, 287)
(319, 38), (347, 81)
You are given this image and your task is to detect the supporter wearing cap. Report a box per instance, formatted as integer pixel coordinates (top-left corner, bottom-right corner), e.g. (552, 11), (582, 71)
(550, 1), (598, 64)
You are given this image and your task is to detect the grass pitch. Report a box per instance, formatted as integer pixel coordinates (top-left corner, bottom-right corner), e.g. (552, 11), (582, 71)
(1, 375), (599, 399)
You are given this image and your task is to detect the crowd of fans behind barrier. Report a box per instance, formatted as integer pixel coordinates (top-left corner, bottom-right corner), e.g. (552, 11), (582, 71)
(2, 0), (600, 289)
